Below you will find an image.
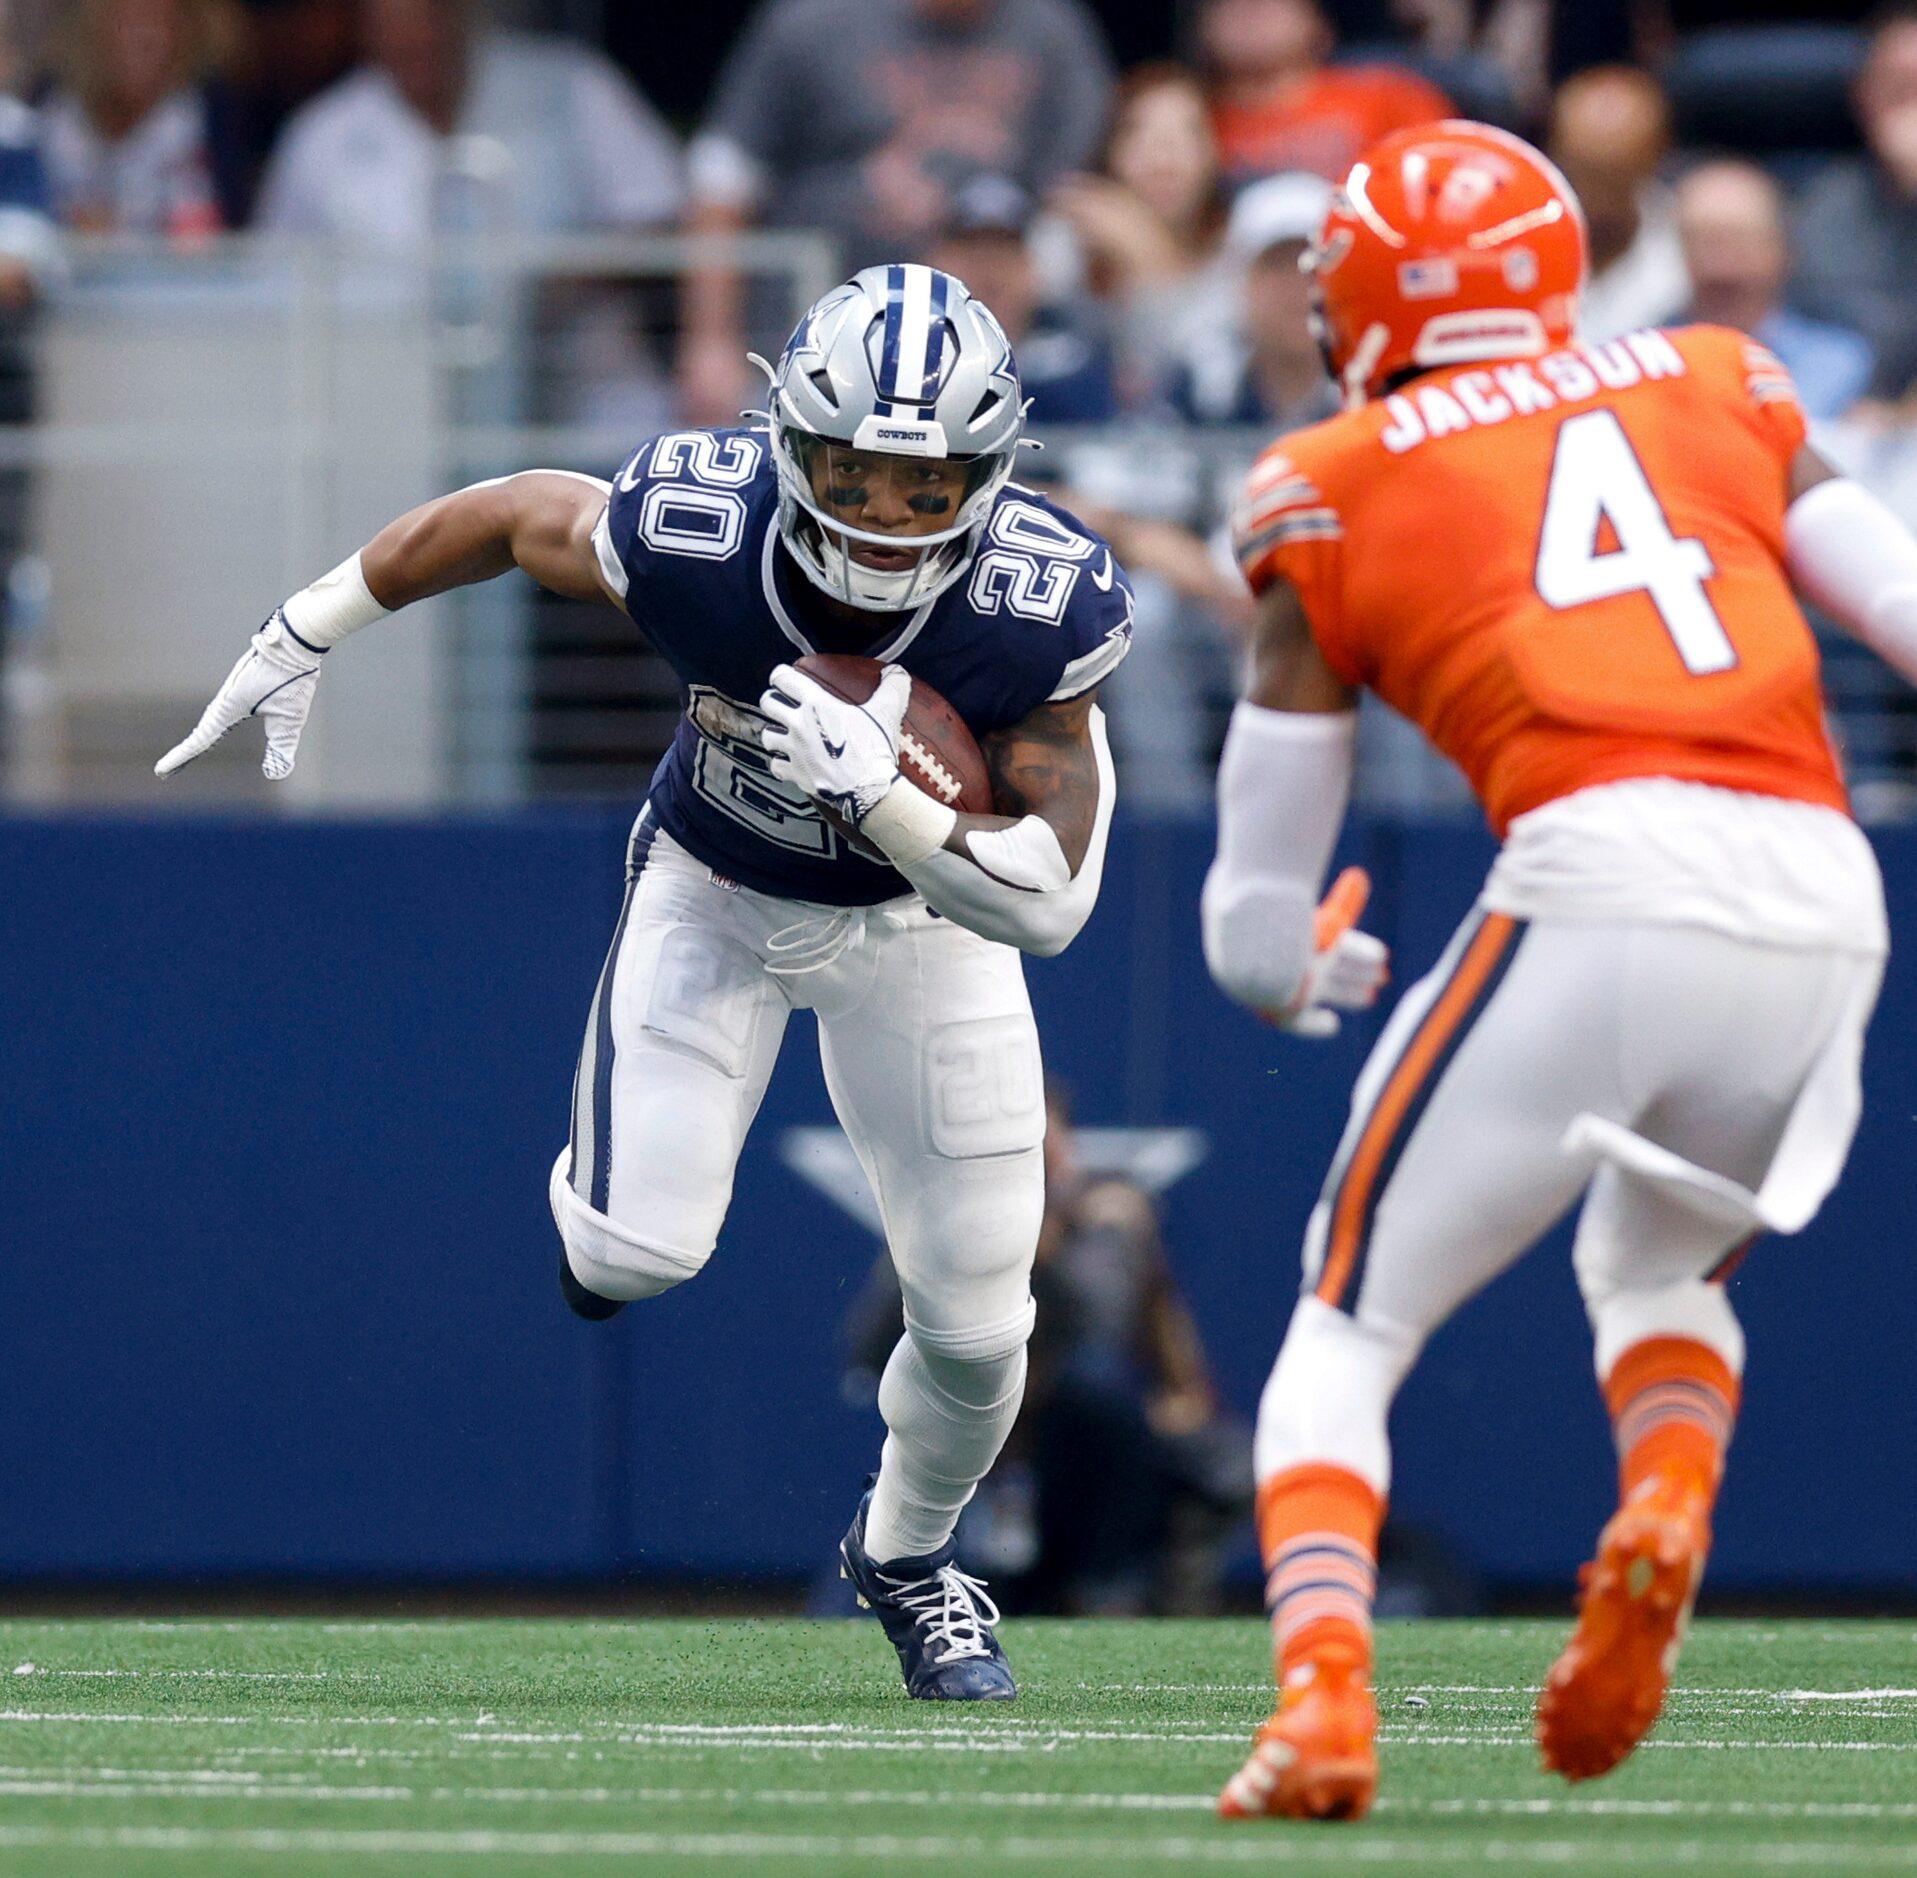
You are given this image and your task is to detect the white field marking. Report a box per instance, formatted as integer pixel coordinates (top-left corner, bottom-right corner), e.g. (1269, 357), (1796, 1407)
(0, 1826), (1911, 1867)
(1778, 1689), (1917, 1701)
(11, 1772), (1917, 1827)
(1380, 1796), (1917, 1821)
(1076, 1684), (1272, 1694)
(0, 1779), (415, 1802)
(0, 1710), (453, 1728)
(8, 1708), (1917, 1757)
(1388, 1684), (1901, 1700)
(16, 1669), (352, 1682)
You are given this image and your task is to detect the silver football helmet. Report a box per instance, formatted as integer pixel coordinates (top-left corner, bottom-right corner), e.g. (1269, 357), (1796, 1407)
(762, 264), (1026, 612)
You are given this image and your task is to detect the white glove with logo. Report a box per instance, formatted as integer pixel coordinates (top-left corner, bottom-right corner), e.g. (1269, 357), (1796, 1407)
(757, 661), (909, 828)
(155, 614), (325, 781)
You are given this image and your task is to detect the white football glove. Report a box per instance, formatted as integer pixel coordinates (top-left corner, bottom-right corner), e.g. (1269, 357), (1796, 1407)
(155, 614), (325, 781)
(757, 661), (909, 828)
(1278, 867), (1390, 1039)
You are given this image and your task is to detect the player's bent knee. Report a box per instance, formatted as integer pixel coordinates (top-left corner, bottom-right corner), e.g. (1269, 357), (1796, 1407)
(1586, 1278), (1745, 1381)
(1254, 1297), (1421, 1493)
(549, 1151), (711, 1303)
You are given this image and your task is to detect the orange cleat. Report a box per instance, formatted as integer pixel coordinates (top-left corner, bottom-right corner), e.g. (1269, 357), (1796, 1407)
(1218, 1647), (1378, 1822)
(1537, 1474), (1713, 1782)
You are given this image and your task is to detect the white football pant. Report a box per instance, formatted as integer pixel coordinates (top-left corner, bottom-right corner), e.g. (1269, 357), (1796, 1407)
(1256, 907), (1882, 1493)
(551, 819), (1045, 1560)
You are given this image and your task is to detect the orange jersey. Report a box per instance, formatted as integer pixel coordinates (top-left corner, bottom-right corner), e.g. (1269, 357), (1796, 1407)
(1233, 324), (1848, 835)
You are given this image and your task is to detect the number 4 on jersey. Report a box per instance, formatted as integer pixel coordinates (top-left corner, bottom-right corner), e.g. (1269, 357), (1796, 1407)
(1535, 409), (1738, 676)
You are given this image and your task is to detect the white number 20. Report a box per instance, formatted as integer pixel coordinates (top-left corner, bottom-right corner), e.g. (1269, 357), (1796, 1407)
(626, 432), (764, 563)
(1534, 409), (1736, 676)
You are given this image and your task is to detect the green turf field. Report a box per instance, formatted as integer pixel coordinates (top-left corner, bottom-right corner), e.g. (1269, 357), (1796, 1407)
(0, 1617), (1910, 1875)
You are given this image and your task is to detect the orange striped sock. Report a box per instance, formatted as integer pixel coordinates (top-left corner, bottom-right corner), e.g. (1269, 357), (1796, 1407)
(1604, 1337), (1741, 1501)
(1257, 1462), (1385, 1680)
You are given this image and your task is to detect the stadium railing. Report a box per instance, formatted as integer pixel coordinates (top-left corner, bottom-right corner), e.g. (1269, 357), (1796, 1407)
(2, 233), (1913, 820)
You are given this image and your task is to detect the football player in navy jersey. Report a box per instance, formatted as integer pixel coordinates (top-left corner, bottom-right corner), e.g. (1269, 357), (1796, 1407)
(158, 265), (1135, 1701)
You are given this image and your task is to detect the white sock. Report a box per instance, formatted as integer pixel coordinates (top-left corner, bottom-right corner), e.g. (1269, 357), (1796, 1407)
(862, 1333), (1027, 1566)
(1253, 1296), (1418, 1494)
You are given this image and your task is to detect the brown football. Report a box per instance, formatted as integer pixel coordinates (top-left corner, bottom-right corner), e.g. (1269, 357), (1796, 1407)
(792, 653), (995, 818)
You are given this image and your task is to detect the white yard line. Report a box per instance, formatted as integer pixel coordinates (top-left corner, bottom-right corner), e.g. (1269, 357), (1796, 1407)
(3, 1774), (1916, 1825)
(0, 1825), (1906, 1866)
(12, 1669), (351, 1683)
(4, 1709), (1915, 1756)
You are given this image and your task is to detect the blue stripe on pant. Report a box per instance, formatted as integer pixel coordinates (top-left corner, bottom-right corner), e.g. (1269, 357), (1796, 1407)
(571, 814), (657, 1210)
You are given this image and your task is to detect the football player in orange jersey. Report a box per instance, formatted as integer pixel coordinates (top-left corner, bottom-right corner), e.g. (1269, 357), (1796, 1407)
(1204, 120), (1917, 1822)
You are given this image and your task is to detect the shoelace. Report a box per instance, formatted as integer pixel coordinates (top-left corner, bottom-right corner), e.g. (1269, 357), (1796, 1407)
(889, 1565), (1003, 1666)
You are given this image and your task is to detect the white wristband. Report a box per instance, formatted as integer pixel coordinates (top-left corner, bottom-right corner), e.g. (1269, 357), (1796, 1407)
(280, 551), (391, 650)
(860, 775), (958, 867)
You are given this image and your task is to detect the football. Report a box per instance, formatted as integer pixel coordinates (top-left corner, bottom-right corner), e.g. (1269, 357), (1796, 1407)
(792, 653), (995, 820)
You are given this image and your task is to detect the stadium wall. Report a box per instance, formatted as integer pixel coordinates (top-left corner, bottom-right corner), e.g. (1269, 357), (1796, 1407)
(3, 809), (1912, 1594)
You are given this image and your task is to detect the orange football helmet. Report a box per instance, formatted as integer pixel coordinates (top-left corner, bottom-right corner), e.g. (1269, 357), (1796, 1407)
(1309, 120), (1588, 408)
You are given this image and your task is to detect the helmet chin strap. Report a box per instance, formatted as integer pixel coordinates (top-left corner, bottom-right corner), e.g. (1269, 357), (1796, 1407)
(1341, 323), (1390, 410)
(816, 528), (938, 611)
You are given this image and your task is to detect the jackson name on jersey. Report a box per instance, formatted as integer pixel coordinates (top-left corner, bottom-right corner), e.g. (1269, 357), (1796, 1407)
(590, 426), (1135, 906)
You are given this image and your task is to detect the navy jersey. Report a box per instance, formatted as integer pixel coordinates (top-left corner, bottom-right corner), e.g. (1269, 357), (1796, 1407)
(592, 427), (1134, 906)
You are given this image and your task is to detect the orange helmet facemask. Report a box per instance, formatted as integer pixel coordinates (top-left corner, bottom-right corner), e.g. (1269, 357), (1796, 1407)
(1309, 119), (1589, 409)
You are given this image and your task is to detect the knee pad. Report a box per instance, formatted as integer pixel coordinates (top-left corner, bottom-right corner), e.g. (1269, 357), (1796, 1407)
(1254, 1296), (1421, 1494)
(903, 1296), (1036, 1368)
(1588, 1278), (1745, 1382)
(549, 1150), (710, 1303)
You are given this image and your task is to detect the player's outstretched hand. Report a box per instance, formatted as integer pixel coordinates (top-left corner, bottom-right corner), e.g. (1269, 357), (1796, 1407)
(758, 661), (909, 828)
(1274, 867), (1391, 1039)
(155, 614), (325, 782)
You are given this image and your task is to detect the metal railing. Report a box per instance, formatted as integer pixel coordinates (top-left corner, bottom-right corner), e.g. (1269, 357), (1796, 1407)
(0, 230), (835, 809)
(3, 233), (1914, 820)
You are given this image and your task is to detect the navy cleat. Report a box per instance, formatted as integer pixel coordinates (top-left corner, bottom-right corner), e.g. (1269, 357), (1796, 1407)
(839, 1490), (1017, 1701)
(558, 1246), (624, 1321)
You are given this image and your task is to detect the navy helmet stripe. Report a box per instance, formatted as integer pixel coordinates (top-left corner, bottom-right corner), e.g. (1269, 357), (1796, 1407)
(878, 262), (908, 403)
(920, 269), (950, 401)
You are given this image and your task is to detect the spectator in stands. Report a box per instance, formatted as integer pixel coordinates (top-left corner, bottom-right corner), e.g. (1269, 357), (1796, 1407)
(1638, 1), (1870, 159)
(0, 48), (57, 298)
(0, 34), (58, 771)
(1548, 65), (1688, 342)
(1795, 4), (1917, 401)
(255, 0), (681, 244)
(1200, 0), (1451, 188)
(42, 0), (236, 236)
(217, 0), (356, 224)
(925, 172), (1118, 426)
(1048, 64), (1233, 403)
(681, 0), (1115, 426)
(1676, 158), (1873, 421)
(1165, 170), (1338, 428)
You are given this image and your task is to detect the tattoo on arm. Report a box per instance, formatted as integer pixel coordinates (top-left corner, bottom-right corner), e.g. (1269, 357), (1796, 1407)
(975, 691), (1102, 873)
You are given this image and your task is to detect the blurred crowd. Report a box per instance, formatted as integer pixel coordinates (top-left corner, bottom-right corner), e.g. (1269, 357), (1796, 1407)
(3, 0), (1917, 803)
(1, 0), (1911, 411)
